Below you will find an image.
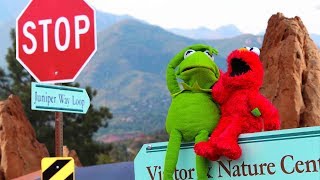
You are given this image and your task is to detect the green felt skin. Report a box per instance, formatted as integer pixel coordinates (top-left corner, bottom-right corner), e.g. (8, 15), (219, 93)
(251, 107), (261, 117)
(164, 44), (221, 180)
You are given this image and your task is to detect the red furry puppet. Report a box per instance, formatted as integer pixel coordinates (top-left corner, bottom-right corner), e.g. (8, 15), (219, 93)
(194, 47), (281, 161)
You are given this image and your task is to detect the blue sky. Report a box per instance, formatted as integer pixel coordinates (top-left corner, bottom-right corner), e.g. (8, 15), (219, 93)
(90, 0), (320, 34)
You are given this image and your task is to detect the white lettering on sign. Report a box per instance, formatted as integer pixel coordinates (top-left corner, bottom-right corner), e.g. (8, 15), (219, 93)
(22, 15), (90, 54)
(38, 19), (52, 52)
(22, 21), (37, 54)
(74, 15), (90, 49)
(55, 17), (71, 51)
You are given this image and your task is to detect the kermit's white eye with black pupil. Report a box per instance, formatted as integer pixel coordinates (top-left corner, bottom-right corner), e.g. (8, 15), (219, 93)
(250, 47), (260, 56)
(184, 49), (196, 59)
(204, 50), (214, 61)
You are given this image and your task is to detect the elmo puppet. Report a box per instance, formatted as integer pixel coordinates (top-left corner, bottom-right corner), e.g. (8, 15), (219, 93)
(194, 47), (281, 161)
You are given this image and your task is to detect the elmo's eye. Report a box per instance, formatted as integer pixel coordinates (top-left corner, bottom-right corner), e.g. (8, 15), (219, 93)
(245, 47), (251, 51)
(204, 50), (214, 59)
(184, 49), (196, 59)
(249, 47), (260, 56)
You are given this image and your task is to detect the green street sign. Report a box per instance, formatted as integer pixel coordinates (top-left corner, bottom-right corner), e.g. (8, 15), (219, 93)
(134, 126), (320, 179)
(31, 82), (90, 113)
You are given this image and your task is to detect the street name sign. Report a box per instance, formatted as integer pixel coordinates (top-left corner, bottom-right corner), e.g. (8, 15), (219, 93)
(31, 82), (90, 114)
(134, 126), (320, 180)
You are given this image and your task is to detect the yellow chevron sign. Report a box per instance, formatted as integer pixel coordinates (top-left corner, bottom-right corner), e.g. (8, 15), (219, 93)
(41, 157), (75, 180)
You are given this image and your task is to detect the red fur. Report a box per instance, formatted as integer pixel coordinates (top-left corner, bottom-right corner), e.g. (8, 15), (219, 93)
(194, 49), (281, 161)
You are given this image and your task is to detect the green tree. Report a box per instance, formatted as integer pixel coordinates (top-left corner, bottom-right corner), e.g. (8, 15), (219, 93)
(1, 29), (113, 165)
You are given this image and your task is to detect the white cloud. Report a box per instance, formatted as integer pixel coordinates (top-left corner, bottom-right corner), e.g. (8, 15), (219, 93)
(89, 0), (320, 34)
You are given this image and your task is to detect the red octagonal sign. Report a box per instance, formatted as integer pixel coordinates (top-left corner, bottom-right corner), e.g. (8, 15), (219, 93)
(16, 0), (96, 83)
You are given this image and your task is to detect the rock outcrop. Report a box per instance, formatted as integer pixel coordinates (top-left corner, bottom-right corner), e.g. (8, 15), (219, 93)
(0, 95), (49, 180)
(260, 13), (320, 129)
(63, 146), (82, 167)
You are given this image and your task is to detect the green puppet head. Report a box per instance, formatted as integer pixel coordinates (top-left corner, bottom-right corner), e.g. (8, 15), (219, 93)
(177, 47), (220, 90)
(166, 44), (220, 96)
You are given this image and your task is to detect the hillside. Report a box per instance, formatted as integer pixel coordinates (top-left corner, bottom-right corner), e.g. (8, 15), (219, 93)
(76, 19), (263, 138)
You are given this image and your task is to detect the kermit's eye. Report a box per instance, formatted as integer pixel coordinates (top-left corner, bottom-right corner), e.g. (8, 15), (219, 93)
(184, 49), (196, 59)
(249, 47), (260, 56)
(204, 50), (211, 57)
(204, 50), (214, 61)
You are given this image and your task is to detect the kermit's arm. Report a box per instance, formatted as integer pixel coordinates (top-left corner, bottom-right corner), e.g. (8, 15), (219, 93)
(249, 94), (281, 131)
(166, 44), (219, 95)
(166, 54), (182, 95)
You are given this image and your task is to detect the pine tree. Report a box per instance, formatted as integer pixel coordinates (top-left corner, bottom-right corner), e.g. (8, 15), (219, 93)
(1, 29), (113, 165)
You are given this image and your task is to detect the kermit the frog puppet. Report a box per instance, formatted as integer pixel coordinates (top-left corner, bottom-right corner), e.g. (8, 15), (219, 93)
(164, 44), (221, 180)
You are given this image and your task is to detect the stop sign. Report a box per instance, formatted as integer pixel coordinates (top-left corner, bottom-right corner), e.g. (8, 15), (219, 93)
(16, 0), (96, 83)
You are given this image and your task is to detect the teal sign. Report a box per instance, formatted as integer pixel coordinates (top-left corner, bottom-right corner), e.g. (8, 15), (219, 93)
(31, 82), (90, 113)
(134, 126), (320, 179)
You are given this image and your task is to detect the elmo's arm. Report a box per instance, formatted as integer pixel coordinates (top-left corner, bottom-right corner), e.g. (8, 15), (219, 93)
(212, 70), (228, 104)
(250, 94), (281, 131)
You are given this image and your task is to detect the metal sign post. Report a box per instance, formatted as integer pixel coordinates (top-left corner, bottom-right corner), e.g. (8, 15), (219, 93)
(55, 83), (63, 157)
(55, 111), (63, 157)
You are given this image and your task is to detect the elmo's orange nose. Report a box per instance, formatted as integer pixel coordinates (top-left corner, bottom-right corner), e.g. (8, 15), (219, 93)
(238, 47), (249, 51)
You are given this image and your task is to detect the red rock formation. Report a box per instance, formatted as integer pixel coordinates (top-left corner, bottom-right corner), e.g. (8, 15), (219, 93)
(63, 146), (82, 167)
(260, 13), (320, 129)
(0, 95), (49, 179)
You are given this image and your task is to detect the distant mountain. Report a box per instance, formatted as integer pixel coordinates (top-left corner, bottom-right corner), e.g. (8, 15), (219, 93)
(169, 24), (242, 40)
(206, 34), (264, 58)
(76, 19), (263, 138)
(96, 11), (132, 31)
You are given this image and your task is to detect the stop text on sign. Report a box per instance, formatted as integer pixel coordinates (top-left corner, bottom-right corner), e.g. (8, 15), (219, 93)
(22, 15), (90, 54)
(16, 0), (96, 83)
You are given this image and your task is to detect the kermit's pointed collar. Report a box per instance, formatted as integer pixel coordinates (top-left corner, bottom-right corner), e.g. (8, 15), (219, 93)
(171, 81), (212, 97)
